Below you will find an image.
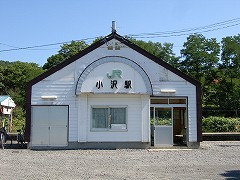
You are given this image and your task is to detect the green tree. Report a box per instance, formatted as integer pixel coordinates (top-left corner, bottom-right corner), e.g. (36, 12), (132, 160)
(42, 54), (65, 70)
(221, 34), (240, 81)
(3, 61), (44, 107)
(0, 60), (11, 94)
(213, 78), (240, 117)
(43, 40), (88, 70)
(0, 65), (5, 94)
(180, 34), (221, 116)
(129, 38), (180, 68)
(12, 106), (26, 132)
(0, 60), (11, 67)
(216, 34), (240, 116)
(180, 34), (220, 81)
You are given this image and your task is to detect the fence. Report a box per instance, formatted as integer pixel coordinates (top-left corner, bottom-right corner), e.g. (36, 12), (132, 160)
(202, 109), (240, 118)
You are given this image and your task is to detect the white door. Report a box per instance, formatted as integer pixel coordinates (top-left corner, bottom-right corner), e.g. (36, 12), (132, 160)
(31, 106), (68, 146)
(153, 107), (173, 146)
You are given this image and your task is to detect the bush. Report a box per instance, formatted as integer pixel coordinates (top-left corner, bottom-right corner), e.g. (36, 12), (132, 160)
(202, 116), (240, 132)
(12, 107), (25, 132)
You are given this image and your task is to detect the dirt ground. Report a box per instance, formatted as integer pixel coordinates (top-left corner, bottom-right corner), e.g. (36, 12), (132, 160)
(0, 141), (239, 179)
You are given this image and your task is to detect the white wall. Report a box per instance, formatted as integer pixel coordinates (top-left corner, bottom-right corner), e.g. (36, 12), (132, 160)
(78, 94), (150, 142)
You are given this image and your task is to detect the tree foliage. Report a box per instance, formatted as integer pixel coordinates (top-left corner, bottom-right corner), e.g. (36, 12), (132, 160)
(129, 38), (180, 68)
(180, 34), (220, 81)
(221, 34), (240, 79)
(1, 61), (44, 107)
(43, 41), (88, 70)
(0, 66), (4, 93)
(212, 35), (240, 117)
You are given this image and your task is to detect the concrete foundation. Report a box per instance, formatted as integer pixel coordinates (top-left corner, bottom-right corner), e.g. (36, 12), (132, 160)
(187, 142), (200, 149)
(29, 142), (151, 150)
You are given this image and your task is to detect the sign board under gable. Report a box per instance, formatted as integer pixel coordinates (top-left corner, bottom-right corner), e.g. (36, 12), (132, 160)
(80, 61), (148, 94)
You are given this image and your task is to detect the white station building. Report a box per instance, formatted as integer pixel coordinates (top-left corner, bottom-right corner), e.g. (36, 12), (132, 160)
(26, 30), (202, 149)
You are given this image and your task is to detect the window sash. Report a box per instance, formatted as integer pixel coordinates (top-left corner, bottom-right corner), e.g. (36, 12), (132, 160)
(92, 108), (108, 128)
(92, 107), (127, 130)
(110, 108), (126, 124)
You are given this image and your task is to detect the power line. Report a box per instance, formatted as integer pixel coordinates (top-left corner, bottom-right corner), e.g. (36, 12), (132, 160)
(0, 18), (239, 53)
(128, 18), (240, 38)
(130, 22), (240, 39)
(0, 42), (60, 51)
(0, 37), (99, 53)
(0, 41), (67, 52)
(0, 42), (19, 48)
(129, 18), (240, 37)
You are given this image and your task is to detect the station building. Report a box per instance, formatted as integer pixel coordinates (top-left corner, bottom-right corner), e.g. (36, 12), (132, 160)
(26, 31), (202, 149)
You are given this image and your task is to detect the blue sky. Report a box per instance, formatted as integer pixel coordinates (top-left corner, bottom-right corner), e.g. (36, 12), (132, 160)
(0, 0), (239, 66)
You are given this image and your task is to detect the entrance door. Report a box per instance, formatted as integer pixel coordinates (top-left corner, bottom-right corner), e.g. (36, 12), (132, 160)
(31, 106), (68, 146)
(173, 108), (187, 145)
(151, 98), (187, 146)
(153, 107), (173, 146)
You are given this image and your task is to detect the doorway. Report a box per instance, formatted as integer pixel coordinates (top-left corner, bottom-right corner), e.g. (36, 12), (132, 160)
(173, 108), (187, 145)
(153, 107), (173, 145)
(150, 98), (187, 146)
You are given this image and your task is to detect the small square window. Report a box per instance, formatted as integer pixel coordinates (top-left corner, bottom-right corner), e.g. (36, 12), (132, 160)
(107, 46), (113, 50)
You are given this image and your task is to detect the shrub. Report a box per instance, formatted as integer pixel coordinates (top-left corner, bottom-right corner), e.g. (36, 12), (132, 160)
(202, 116), (240, 132)
(11, 107), (25, 132)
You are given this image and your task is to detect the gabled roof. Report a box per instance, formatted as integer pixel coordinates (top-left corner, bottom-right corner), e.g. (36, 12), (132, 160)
(28, 32), (201, 88)
(0, 95), (16, 108)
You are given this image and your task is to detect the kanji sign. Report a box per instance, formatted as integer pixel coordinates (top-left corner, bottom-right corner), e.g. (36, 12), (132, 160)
(124, 80), (132, 89)
(96, 81), (103, 89)
(111, 80), (118, 89)
(95, 69), (133, 90)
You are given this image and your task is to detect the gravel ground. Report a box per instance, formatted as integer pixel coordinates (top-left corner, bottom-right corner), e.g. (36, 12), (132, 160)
(0, 141), (240, 180)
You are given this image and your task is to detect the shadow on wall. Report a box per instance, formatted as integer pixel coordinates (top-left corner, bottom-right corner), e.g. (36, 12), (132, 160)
(220, 170), (240, 179)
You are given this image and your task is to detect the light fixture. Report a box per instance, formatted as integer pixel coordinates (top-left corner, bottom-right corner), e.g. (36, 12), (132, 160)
(41, 96), (57, 100)
(160, 89), (176, 93)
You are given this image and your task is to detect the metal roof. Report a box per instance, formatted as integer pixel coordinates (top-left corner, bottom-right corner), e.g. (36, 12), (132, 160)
(0, 95), (9, 103)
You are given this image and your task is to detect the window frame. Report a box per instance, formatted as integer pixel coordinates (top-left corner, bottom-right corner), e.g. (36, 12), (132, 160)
(91, 105), (128, 132)
(150, 97), (187, 107)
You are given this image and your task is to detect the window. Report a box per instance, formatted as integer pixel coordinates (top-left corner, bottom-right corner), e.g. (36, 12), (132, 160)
(151, 98), (187, 105)
(91, 106), (127, 131)
(169, 99), (186, 104)
(151, 99), (168, 104)
(92, 108), (108, 128)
